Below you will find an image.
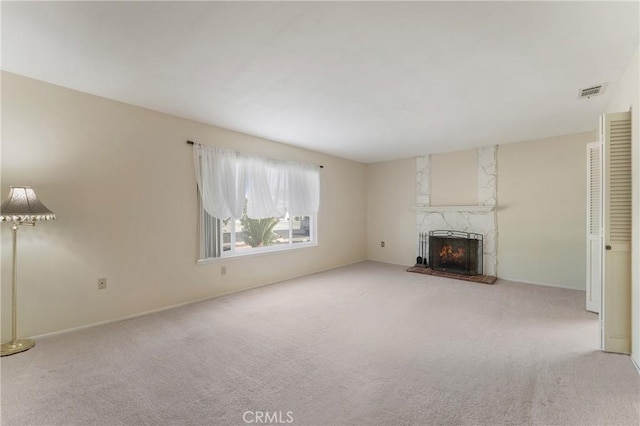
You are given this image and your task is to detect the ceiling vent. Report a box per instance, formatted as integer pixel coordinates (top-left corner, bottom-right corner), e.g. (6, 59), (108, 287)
(578, 83), (607, 99)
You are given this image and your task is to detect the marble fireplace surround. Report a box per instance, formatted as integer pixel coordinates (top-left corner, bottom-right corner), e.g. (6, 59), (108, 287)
(416, 146), (498, 276)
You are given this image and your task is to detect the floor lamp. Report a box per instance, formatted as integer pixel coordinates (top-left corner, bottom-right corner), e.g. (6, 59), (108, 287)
(1, 187), (56, 356)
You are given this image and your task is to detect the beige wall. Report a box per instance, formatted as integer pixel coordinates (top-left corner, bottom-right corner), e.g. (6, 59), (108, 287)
(431, 149), (478, 206)
(1, 72), (367, 339)
(605, 47), (639, 367)
(497, 131), (596, 289)
(366, 158), (415, 265)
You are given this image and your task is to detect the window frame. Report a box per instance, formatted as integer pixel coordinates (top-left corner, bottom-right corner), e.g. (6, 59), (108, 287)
(197, 197), (318, 263)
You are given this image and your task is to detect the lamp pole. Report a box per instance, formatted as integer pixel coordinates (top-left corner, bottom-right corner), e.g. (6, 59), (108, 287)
(1, 222), (36, 355)
(11, 223), (18, 344)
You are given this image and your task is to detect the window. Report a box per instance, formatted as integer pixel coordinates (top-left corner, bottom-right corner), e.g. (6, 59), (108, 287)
(200, 199), (316, 259)
(193, 144), (320, 261)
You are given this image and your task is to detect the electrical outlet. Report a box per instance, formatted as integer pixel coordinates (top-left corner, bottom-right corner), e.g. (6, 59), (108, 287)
(98, 278), (107, 290)
(221, 266), (226, 276)
(381, 241), (385, 248)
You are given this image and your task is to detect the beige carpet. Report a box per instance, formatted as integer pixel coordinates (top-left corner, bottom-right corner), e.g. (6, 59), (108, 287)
(1, 261), (638, 425)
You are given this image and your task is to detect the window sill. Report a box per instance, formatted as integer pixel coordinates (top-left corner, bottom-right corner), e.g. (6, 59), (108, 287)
(196, 241), (318, 264)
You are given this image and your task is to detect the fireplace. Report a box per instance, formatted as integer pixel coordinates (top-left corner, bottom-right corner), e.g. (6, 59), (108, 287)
(429, 230), (483, 275)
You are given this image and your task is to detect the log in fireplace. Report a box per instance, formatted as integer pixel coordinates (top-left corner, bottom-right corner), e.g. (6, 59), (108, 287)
(429, 230), (483, 276)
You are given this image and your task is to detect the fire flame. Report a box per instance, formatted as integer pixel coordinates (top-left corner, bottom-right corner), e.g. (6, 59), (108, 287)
(439, 245), (465, 265)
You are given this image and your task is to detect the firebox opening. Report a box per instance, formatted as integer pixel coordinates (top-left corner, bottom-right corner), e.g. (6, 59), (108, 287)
(439, 244), (466, 266)
(429, 230), (483, 276)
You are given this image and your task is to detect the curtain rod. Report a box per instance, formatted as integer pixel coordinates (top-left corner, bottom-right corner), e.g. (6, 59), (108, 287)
(186, 140), (324, 168)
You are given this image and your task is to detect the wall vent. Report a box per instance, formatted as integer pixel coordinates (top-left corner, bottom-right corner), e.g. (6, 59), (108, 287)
(578, 83), (607, 99)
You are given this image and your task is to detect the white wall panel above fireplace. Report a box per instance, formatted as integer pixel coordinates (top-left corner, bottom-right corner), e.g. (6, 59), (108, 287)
(431, 149), (478, 206)
(478, 146), (498, 207)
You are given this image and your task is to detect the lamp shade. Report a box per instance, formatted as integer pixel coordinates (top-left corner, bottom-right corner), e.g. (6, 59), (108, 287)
(0, 187), (56, 222)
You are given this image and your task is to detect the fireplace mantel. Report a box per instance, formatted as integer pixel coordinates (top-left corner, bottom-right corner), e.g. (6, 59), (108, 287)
(414, 205), (494, 213)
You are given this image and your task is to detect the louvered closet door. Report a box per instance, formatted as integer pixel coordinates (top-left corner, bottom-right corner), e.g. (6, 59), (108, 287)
(602, 111), (632, 354)
(586, 142), (602, 314)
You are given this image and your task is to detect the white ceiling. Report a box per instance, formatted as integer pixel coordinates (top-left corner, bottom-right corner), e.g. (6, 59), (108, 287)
(2, 2), (638, 163)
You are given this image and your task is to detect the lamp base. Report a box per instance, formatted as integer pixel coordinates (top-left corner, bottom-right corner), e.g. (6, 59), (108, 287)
(1, 339), (35, 356)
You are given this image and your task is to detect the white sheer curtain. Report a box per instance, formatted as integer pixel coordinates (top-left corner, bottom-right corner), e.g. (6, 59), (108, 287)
(193, 144), (246, 219)
(245, 156), (288, 219)
(193, 144), (320, 220)
(285, 161), (320, 216)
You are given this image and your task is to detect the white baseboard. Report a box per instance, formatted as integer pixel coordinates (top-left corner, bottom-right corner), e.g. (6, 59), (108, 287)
(32, 258), (366, 341)
(497, 275), (585, 291)
(632, 357), (640, 376)
(32, 296), (221, 340)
